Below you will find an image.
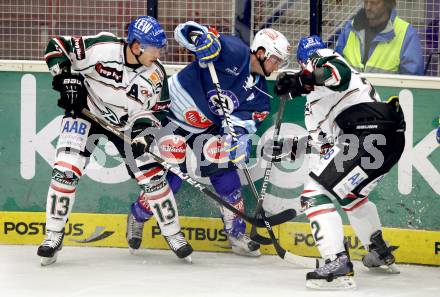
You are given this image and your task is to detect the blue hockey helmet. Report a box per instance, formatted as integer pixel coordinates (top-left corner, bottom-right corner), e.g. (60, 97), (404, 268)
(127, 16), (167, 48)
(296, 35), (326, 65)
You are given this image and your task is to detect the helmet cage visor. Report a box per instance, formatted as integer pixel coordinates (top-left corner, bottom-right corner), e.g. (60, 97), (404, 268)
(139, 43), (167, 56)
(266, 53), (289, 69)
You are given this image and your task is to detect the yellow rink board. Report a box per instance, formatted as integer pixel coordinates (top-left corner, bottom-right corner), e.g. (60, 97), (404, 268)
(0, 211), (439, 266)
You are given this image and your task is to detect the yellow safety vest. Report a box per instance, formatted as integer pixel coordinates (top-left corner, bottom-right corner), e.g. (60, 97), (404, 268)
(343, 16), (409, 74)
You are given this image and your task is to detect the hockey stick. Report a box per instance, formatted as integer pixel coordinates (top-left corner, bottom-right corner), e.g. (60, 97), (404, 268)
(188, 33), (295, 226)
(206, 62), (264, 202)
(250, 94), (288, 245)
(52, 41), (287, 227)
(80, 108), (290, 228)
(206, 64), (315, 267)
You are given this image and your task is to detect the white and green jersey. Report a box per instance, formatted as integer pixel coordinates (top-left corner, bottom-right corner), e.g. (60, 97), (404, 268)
(44, 32), (168, 130)
(303, 48), (381, 146)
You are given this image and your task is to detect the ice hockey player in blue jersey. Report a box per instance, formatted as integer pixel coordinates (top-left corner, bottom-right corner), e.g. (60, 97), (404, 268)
(126, 21), (291, 257)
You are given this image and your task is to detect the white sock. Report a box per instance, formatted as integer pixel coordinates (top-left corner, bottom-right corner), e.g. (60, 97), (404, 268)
(345, 200), (381, 247)
(146, 185), (181, 237)
(45, 183), (76, 232)
(307, 208), (345, 260)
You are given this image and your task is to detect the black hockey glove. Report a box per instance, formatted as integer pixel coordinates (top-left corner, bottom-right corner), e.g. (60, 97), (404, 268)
(130, 116), (160, 158)
(274, 71), (315, 98)
(261, 138), (295, 162)
(52, 73), (87, 116)
(131, 134), (155, 159)
(261, 136), (308, 163)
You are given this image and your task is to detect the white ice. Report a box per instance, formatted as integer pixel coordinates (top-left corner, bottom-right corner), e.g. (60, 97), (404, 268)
(0, 245), (439, 297)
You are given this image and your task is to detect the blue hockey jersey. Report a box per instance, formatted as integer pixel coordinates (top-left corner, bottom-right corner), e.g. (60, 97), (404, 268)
(168, 35), (271, 134)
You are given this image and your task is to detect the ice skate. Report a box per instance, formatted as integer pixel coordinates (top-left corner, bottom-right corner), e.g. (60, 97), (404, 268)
(37, 229), (64, 266)
(362, 230), (400, 274)
(228, 233), (261, 257)
(126, 212), (145, 254)
(306, 252), (356, 290)
(164, 232), (193, 262)
(219, 191), (261, 257)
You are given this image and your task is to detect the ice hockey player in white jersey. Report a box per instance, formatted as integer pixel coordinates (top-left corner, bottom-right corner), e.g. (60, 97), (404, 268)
(126, 21), (291, 257)
(274, 35), (405, 289)
(38, 16), (193, 266)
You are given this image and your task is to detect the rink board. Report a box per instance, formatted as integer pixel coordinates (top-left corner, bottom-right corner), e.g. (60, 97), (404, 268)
(0, 65), (439, 230)
(1, 211), (439, 266)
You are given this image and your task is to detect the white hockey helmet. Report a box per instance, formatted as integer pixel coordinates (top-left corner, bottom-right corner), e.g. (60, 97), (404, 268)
(250, 28), (291, 69)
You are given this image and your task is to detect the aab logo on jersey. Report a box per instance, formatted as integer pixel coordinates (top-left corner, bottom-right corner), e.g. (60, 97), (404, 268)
(207, 89), (239, 116)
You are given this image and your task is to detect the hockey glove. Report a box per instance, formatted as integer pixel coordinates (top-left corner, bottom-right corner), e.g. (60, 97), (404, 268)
(52, 73), (87, 116)
(274, 71), (315, 98)
(130, 116), (160, 159)
(261, 137), (307, 163)
(174, 21), (209, 52)
(131, 135), (155, 159)
(222, 127), (251, 168)
(194, 31), (221, 63)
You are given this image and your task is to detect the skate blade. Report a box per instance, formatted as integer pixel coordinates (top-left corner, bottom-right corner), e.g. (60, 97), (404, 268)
(128, 247), (137, 255)
(40, 254), (58, 266)
(369, 263), (400, 274)
(231, 246), (261, 257)
(306, 276), (356, 290)
(183, 256), (193, 263)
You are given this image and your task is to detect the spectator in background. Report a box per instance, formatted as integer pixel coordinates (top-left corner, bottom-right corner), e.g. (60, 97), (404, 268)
(335, 0), (424, 75)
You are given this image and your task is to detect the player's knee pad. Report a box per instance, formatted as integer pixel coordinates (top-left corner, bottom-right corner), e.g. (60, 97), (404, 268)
(300, 192), (334, 219)
(50, 151), (86, 192)
(135, 165), (168, 195)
